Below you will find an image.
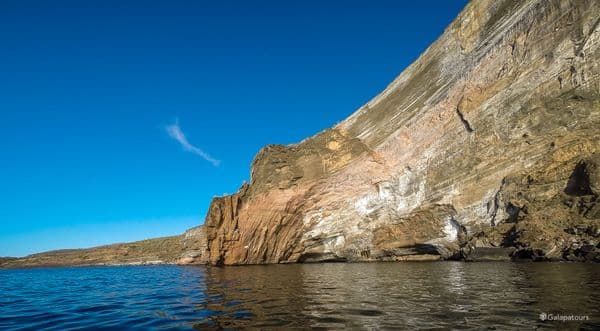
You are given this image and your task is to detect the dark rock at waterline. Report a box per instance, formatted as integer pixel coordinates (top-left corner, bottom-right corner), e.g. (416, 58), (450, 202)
(463, 247), (515, 262)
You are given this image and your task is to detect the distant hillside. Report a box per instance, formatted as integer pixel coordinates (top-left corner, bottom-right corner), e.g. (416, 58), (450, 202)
(0, 227), (206, 269)
(0, 257), (17, 265)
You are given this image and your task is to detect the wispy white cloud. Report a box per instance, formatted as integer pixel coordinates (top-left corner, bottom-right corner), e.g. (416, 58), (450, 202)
(165, 119), (220, 166)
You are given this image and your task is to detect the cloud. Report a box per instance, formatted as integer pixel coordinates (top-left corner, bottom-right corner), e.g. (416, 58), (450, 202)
(166, 119), (220, 166)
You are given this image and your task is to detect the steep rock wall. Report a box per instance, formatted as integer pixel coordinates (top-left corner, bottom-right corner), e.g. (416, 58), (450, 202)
(202, 0), (600, 265)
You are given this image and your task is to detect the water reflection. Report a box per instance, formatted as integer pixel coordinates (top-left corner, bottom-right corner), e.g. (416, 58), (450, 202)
(0, 263), (598, 330)
(195, 262), (600, 330)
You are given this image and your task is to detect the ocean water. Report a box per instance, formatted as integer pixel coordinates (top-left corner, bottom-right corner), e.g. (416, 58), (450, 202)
(0, 262), (599, 330)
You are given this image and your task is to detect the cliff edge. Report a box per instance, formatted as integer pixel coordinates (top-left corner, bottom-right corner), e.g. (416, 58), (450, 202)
(5, 0), (598, 268)
(198, 0), (600, 265)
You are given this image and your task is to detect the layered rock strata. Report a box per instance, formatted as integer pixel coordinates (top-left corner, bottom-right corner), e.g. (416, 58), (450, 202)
(5, 0), (598, 268)
(200, 0), (600, 265)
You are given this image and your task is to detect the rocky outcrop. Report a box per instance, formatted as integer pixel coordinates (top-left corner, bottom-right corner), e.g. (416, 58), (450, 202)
(200, 0), (600, 265)
(463, 154), (600, 262)
(3, 1), (598, 268)
(177, 225), (208, 264)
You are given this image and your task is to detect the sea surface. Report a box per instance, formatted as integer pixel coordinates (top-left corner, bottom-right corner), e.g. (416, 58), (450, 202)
(0, 262), (599, 330)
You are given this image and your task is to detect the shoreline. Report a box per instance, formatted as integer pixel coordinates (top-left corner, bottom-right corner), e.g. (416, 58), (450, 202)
(2, 258), (598, 271)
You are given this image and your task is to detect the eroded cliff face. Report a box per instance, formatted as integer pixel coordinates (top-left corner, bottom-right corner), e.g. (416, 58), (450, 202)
(201, 0), (600, 265)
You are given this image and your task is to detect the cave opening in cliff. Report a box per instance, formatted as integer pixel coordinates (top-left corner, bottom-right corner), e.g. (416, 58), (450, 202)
(564, 161), (594, 196)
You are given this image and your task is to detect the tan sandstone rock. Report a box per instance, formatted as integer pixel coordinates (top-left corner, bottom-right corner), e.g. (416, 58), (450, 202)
(3, 0), (599, 269)
(196, 0), (600, 264)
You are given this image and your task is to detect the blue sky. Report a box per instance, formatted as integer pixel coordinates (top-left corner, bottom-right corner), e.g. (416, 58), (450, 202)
(0, 0), (467, 257)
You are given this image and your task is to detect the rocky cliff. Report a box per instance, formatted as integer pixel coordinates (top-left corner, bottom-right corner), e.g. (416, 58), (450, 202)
(6, 0), (598, 269)
(199, 0), (600, 265)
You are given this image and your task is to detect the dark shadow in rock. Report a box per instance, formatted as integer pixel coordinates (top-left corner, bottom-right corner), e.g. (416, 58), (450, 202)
(506, 202), (521, 223)
(456, 107), (474, 133)
(298, 253), (347, 263)
(382, 244), (443, 257)
(465, 247), (514, 262)
(501, 225), (519, 247)
(565, 161), (594, 196)
(513, 248), (548, 261)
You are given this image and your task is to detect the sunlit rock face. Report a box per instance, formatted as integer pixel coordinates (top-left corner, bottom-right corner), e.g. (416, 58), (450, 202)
(177, 226), (208, 265)
(201, 0), (600, 265)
